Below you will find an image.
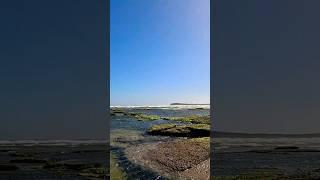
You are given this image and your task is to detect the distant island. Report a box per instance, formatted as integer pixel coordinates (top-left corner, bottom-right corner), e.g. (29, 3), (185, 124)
(170, 103), (209, 105)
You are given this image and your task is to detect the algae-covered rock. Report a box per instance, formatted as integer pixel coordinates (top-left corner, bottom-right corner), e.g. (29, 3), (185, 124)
(111, 108), (126, 113)
(110, 108), (128, 116)
(147, 124), (210, 137)
(163, 115), (210, 124)
(133, 114), (161, 121)
(127, 112), (142, 116)
(111, 108), (161, 121)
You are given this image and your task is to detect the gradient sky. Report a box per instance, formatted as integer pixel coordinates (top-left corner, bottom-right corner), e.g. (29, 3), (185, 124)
(111, 0), (210, 106)
(0, 0), (107, 140)
(214, 0), (320, 134)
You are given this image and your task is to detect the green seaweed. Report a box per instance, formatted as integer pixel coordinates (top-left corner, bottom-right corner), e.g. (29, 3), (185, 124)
(163, 115), (210, 124)
(133, 114), (161, 121)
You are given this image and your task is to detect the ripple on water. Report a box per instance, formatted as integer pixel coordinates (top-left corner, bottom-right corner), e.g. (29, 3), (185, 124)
(111, 147), (168, 180)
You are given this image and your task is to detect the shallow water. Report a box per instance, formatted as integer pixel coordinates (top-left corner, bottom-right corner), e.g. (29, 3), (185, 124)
(111, 108), (209, 132)
(126, 108), (210, 117)
(111, 116), (175, 132)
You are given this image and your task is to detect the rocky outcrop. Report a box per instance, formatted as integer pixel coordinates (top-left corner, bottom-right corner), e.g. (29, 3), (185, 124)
(147, 124), (210, 137)
(163, 115), (210, 124)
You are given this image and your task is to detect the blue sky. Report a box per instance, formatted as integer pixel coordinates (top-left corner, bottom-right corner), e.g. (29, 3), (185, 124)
(111, 0), (210, 106)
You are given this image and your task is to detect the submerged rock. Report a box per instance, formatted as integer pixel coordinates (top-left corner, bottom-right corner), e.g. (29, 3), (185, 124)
(110, 153), (127, 179)
(111, 129), (145, 148)
(147, 124), (210, 137)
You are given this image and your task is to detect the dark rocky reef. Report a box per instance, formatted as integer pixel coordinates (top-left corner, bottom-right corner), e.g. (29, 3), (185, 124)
(162, 115), (210, 124)
(147, 124), (210, 137)
(133, 114), (161, 121)
(110, 108), (161, 121)
(110, 108), (127, 116)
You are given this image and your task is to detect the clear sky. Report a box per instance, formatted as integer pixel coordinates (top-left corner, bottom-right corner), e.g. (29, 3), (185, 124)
(111, 0), (210, 106)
